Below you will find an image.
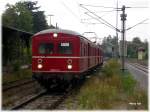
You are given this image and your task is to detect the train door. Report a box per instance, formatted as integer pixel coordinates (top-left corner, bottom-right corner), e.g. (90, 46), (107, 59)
(88, 43), (90, 68)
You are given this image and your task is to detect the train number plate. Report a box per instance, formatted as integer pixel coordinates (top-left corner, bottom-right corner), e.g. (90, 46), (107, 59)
(50, 69), (60, 71)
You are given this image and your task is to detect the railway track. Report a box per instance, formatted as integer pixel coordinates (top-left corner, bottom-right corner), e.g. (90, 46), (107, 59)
(10, 90), (47, 110)
(3, 78), (35, 92)
(10, 84), (74, 110)
(4, 68), (98, 110)
(128, 62), (148, 73)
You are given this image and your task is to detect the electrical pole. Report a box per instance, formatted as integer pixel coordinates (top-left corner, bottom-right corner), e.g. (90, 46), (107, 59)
(115, 0), (118, 58)
(120, 5), (127, 72)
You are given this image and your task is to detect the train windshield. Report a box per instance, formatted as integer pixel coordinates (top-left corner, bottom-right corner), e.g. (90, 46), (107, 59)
(39, 43), (54, 54)
(58, 42), (72, 54)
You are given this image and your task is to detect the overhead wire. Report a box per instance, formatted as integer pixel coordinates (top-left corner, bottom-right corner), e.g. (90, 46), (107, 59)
(84, 12), (118, 31)
(126, 19), (149, 31)
(80, 4), (120, 32)
(60, 0), (90, 30)
(80, 4), (115, 8)
(60, 1), (79, 20)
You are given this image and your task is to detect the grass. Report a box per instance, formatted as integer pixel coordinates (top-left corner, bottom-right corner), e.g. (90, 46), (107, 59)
(65, 59), (148, 110)
(2, 69), (32, 84)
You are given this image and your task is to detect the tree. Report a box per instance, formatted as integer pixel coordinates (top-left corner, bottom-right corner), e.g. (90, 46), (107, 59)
(101, 35), (118, 57)
(2, 1), (49, 33)
(2, 3), (33, 32)
(21, 1), (48, 32)
(2, 2), (33, 66)
(32, 11), (48, 32)
(127, 37), (148, 59)
(143, 39), (148, 59)
(132, 37), (142, 47)
(2, 4), (19, 27)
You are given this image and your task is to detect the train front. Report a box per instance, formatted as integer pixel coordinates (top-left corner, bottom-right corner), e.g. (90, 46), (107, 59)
(32, 29), (81, 85)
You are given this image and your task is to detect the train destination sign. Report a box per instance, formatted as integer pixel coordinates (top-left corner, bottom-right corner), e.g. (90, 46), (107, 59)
(61, 43), (70, 46)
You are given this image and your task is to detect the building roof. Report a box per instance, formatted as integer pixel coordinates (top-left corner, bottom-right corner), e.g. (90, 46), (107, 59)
(34, 28), (81, 36)
(138, 47), (145, 51)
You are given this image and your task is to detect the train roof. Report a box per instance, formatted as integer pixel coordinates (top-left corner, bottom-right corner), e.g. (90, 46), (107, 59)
(33, 28), (81, 36)
(33, 28), (101, 48)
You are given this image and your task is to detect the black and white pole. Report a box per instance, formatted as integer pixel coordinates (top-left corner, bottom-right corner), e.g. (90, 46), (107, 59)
(120, 5), (127, 72)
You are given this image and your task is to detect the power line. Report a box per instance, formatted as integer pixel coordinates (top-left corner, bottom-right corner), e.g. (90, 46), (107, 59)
(125, 6), (149, 9)
(85, 10), (116, 18)
(61, 1), (79, 20)
(80, 4), (120, 32)
(126, 19), (149, 31)
(84, 10), (116, 14)
(84, 12), (118, 31)
(60, 0), (88, 28)
(80, 4), (115, 8)
(81, 21), (104, 25)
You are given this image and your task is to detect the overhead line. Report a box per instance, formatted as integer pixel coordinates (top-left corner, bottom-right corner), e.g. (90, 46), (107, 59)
(81, 4), (115, 8)
(61, 1), (80, 20)
(80, 4), (120, 32)
(85, 12), (119, 32)
(126, 19), (149, 31)
(125, 6), (149, 8)
(84, 10), (116, 14)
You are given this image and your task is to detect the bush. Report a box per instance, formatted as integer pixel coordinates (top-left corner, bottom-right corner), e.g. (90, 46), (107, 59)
(12, 61), (21, 71)
(102, 59), (120, 77)
(77, 76), (119, 109)
(65, 59), (147, 109)
(121, 73), (137, 94)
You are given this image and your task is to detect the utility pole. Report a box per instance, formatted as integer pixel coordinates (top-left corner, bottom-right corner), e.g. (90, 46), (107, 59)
(115, 0), (118, 58)
(120, 5), (127, 72)
(48, 15), (54, 26)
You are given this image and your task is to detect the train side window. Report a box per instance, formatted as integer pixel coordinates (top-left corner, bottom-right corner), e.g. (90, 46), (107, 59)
(84, 46), (86, 56)
(82, 44), (84, 56)
(39, 43), (54, 54)
(58, 42), (72, 54)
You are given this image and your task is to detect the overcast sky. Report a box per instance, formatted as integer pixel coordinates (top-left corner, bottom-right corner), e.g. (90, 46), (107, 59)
(0, 0), (149, 42)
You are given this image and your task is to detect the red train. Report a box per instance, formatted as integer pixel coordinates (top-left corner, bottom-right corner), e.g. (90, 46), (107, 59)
(32, 29), (103, 87)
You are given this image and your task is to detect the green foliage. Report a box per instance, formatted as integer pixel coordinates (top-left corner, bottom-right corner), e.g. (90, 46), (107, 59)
(3, 69), (32, 84)
(101, 35), (118, 57)
(103, 59), (137, 94)
(21, 1), (49, 32)
(78, 76), (118, 109)
(127, 37), (148, 59)
(2, 1), (48, 66)
(121, 73), (137, 94)
(2, 4), (18, 27)
(32, 11), (48, 32)
(2, 1), (49, 32)
(2, 2), (33, 32)
(102, 59), (120, 77)
(72, 60), (147, 109)
(12, 60), (21, 72)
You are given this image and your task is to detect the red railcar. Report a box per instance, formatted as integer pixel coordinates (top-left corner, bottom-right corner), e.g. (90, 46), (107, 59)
(32, 29), (103, 86)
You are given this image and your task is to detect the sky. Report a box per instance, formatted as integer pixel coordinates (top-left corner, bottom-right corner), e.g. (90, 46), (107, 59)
(0, 0), (149, 42)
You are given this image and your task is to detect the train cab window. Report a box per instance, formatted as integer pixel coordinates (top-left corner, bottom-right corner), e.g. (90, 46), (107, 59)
(39, 43), (54, 54)
(58, 42), (72, 54)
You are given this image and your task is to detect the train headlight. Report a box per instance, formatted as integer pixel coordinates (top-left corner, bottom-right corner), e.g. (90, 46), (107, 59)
(38, 64), (43, 69)
(67, 65), (72, 70)
(53, 33), (58, 38)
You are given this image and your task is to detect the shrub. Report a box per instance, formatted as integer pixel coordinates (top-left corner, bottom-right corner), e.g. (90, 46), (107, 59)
(12, 60), (21, 71)
(77, 76), (119, 109)
(121, 73), (137, 94)
(102, 59), (120, 77)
